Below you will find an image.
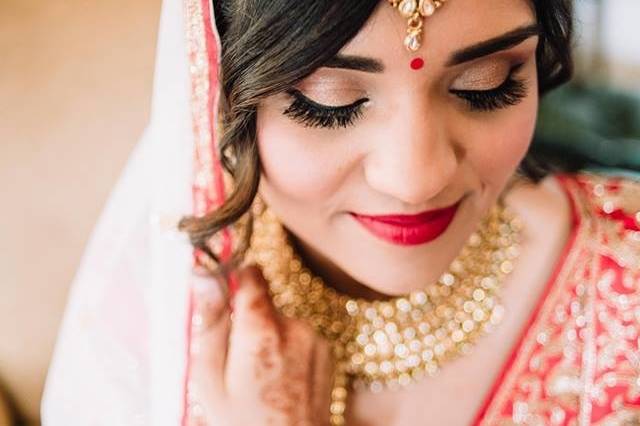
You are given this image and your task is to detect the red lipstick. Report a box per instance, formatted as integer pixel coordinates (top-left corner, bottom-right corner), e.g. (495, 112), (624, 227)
(351, 202), (460, 246)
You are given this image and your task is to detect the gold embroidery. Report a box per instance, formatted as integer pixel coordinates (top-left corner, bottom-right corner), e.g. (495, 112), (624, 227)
(480, 173), (640, 426)
(594, 406), (640, 426)
(185, 0), (216, 215)
(589, 176), (640, 220)
(585, 174), (640, 271)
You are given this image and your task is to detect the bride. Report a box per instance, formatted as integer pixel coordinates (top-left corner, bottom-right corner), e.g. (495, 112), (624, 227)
(42, 0), (640, 425)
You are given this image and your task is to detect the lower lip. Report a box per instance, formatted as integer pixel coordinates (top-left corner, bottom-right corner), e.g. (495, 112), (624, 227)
(351, 203), (460, 246)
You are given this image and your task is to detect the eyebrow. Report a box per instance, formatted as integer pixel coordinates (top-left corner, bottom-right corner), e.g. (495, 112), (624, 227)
(322, 22), (540, 73)
(447, 23), (540, 66)
(323, 54), (385, 73)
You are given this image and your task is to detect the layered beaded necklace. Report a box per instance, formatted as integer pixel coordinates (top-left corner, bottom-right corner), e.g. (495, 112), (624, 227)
(245, 198), (522, 425)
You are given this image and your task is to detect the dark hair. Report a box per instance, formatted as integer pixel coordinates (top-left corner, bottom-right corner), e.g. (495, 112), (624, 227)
(179, 0), (574, 266)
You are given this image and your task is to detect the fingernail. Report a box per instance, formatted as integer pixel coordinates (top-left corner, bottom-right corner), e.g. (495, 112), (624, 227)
(192, 265), (210, 277)
(190, 269), (229, 334)
(191, 271), (225, 302)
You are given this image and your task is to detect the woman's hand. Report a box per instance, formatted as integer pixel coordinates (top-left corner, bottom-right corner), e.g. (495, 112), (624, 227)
(188, 265), (334, 426)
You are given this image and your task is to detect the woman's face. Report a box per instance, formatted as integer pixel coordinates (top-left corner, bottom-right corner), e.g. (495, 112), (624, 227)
(256, 0), (539, 296)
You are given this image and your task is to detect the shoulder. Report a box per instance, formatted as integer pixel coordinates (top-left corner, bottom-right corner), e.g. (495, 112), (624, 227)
(556, 169), (640, 233)
(556, 170), (640, 270)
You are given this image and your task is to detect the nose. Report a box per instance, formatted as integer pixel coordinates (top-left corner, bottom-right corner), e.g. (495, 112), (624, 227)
(363, 105), (459, 206)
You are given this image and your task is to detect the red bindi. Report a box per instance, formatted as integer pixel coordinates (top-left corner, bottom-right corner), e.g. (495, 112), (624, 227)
(410, 57), (424, 70)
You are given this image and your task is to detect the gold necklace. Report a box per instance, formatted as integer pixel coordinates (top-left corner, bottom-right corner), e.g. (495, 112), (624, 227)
(246, 198), (522, 425)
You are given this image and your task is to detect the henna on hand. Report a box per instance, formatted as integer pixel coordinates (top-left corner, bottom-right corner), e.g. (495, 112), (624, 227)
(188, 265), (334, 426)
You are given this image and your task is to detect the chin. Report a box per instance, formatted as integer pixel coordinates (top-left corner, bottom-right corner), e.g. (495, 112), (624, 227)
(344, 212), (480, 297)
(355, 266), (447, 297)
(377, 283), (426, 297)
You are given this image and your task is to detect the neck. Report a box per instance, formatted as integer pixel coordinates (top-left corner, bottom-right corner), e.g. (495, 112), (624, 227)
(286, 230), (393, 302)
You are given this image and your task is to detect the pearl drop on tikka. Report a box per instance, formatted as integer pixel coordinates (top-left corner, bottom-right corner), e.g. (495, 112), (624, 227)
(389, 0), (448, 51)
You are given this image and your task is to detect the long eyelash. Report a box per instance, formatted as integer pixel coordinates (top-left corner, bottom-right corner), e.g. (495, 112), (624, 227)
(450, 65), (528, 112)
(282, 66), (527, 128)
(282, 89), (368, 129)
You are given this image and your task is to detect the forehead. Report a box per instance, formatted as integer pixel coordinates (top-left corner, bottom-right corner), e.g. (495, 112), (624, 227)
(341, 0), (536, 67)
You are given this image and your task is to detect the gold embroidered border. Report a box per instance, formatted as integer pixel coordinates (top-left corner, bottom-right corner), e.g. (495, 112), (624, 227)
(480, 177), (598, 425)
(183, 0), (215, 424)
(184, 0), (216, 217)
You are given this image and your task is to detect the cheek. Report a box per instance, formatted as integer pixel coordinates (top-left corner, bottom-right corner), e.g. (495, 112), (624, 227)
(467, 96), (538, 179)
(256, 106), (353, 203)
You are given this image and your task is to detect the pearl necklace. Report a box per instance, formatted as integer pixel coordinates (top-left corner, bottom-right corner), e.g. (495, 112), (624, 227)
(246, 198), (522, 425)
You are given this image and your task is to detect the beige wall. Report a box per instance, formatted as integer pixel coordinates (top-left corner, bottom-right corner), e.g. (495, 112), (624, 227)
(0, 0), (161, 422)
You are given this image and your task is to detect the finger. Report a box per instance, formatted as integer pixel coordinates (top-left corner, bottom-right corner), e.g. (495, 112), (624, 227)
(311, 337), (334, 420)
(279, 318), (316, 418)
(188, 268), (231, 416)
(225, 265), (283, 397)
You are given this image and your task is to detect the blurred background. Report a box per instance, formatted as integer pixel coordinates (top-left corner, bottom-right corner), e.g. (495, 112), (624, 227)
(0, 0), (638, 424)
(0, 0), (161, 424)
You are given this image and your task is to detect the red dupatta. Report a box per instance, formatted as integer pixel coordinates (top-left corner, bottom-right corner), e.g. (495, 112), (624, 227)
(182, 0), (235, 424)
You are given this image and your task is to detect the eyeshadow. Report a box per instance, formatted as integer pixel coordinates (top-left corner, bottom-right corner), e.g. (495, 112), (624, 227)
(452, 61), (512, 90)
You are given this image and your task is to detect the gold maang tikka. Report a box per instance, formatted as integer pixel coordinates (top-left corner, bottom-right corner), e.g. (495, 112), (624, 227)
(388, 0), (449, 51)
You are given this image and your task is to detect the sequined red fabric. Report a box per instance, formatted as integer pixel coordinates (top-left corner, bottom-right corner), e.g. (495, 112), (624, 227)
(475, 173), (640, 426)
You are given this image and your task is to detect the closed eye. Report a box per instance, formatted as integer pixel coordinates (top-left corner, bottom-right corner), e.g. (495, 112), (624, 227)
(449, 63), (528, 112)
(282, 89), (369, 129)
(282, 63), (529, 129)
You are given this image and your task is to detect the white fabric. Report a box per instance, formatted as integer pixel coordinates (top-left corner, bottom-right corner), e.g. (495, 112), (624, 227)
(41, 0), (195, 423)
